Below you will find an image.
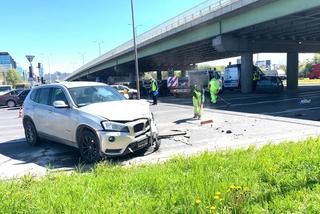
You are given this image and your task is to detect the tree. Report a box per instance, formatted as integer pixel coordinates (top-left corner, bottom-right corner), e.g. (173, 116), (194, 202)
(6, 69), (21, 87)
(313, 53), (320, 64)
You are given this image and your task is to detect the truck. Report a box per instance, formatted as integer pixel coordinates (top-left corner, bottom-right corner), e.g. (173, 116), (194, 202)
(308, 64), (320, 79)
(168, 70), (222, 97)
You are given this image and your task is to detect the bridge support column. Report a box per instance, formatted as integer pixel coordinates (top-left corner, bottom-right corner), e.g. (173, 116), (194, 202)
(287, 52), (298, 90)
(157, 70), (162, 80)
(129, 72), (135, 82)
(241, 53), (253, 93)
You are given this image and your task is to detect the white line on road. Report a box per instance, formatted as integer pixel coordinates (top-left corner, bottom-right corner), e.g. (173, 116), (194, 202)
(226, 94), (320, 108)
(264, 106), (320, 115)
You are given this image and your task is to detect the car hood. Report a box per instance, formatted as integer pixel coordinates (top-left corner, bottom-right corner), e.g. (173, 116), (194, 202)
(79, 100), (151, 121)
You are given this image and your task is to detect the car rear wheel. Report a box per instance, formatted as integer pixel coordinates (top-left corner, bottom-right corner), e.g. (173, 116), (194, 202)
(79, 130), (101, 163)
(7, 100), (16, 108)
(24, 120), (40, 146)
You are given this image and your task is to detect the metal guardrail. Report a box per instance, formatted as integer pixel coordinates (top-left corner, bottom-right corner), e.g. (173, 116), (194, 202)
(69, 0), (258, 78)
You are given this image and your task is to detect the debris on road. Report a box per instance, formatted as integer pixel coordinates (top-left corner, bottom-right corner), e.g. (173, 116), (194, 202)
(299, 99), (311, 104)
(158, 130), (187, 140)
(200, 119), (213, 125)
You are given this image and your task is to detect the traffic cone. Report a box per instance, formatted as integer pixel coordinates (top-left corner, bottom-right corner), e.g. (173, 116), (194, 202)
(18, 107), (23, 118)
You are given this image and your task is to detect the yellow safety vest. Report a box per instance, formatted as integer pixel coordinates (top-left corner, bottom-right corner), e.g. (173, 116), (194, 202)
(151, 80), (157, 92)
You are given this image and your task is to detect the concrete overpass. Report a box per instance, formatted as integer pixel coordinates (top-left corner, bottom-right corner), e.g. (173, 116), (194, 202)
(66, 0), (320, 93)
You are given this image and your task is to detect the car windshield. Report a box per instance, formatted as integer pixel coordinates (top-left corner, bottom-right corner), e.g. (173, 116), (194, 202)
(68, 86), (125, 107)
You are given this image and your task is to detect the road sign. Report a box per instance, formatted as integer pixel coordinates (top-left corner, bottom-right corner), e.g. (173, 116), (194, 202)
(167, 76), (178, 88)
(25, 55), (35, 63)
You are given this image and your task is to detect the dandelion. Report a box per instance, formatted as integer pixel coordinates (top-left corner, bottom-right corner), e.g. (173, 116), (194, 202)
(215, 191), (221, 196)
(229, 184), (236, 189)
(195, 199), (201, 205)
(210, 205), (216, 210)
(214, 195), (220, 200)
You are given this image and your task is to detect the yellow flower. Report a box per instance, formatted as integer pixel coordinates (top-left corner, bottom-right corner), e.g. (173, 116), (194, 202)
(229, 184), (236, 189)
(214, 195), (220, 200)
(215, 191), (221, 196)
(195, 199), (201, 205)
(210, 205), (216, 210)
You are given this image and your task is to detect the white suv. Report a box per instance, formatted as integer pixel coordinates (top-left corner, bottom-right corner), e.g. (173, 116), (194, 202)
(22, 82), (160, 163)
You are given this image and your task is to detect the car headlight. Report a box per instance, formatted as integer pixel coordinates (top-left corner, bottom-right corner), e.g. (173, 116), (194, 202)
(101, 121), (129, 132)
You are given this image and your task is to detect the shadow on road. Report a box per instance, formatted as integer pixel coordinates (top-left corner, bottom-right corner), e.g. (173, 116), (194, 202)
(0, 138), (153, 173)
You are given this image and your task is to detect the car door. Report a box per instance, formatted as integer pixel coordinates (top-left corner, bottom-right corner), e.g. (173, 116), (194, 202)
(32, 87), (51, 134)
(47, 87), (77, 145)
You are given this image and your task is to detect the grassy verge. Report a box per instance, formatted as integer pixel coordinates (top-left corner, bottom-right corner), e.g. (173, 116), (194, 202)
(2, 138), (320, 213)
(298, 78), (320, 84)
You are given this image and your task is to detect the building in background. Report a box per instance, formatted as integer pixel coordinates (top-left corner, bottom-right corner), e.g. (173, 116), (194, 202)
(0, 52), (17, 84)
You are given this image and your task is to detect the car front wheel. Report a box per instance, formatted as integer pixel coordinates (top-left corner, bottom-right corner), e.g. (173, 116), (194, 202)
(24, 120), (39, 146)
(79, 130), (101, 163)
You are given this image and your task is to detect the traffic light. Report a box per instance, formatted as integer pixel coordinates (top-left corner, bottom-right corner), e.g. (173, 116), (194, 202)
(28, 66), (33, 78)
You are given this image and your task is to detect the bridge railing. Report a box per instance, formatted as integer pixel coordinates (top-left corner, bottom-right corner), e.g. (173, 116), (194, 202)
(72, 0), (258, 76)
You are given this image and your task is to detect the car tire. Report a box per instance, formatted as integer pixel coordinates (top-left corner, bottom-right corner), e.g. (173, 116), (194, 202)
(79, 130), (101, 163)
(153, 139), (161, 151)
(7, 100), (16, 108)
(24, 120), (40, 146)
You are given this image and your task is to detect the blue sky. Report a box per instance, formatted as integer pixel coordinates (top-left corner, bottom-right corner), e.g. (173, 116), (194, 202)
(0, 0), (314, 74)
(1, 0), (206, 73)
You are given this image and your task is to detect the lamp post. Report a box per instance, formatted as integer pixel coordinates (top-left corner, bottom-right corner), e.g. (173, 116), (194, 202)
(130, 0), (140, 99)
(94, 40), (104, 56)
(79, 52), (86, 65)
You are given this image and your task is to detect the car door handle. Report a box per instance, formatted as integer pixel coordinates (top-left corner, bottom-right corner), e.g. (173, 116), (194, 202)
(48, 110), (53, 113)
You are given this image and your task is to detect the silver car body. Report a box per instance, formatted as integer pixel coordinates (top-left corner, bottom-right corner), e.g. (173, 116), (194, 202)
(23, 81), (158, 157)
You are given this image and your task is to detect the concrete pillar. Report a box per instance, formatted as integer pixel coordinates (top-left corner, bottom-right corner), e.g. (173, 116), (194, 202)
(240, 53), (253, 93)
(157, 70), (162, 80)
(287, 52), (298, 90)
(128, 72), (134, 82)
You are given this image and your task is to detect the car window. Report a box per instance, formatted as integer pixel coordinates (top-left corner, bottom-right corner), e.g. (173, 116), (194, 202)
(30, 89), (38, 102)
(38, 88), (51, 105)
(20, 90), (30, 96)
(68, 86), (125, 107)
(10, 90), (19, 95)
(51, 88), (68, 105)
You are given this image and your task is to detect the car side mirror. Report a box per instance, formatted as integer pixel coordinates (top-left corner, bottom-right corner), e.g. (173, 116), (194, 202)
(53, 100), (69, 108)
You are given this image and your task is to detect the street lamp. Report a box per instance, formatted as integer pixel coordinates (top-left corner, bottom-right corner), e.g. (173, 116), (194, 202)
(130, 0), (140, 99)
(79, 52), (86, 65)
(93, 40), (104, 56)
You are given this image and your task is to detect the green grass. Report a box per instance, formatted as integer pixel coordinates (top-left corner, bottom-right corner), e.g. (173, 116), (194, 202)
(2, 138), (320, 213)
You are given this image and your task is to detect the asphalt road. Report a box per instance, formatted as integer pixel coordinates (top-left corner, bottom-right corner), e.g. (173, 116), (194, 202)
(1, 86), (320, 179)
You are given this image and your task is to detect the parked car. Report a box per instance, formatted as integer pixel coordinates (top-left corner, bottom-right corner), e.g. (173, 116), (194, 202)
(0, 85), (12, 96)
(256, 76), (284, 93)
(23, 82), (160, 163)
(111, 85), (138, 99)
(0, 89), (27, 107)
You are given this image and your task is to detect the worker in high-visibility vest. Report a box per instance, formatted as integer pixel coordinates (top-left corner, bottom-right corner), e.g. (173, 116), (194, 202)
(150, 78), (158, 105)
(253, 72), (260, 91)
(209, 76), (221, 104)
(192, 85), (202, 119)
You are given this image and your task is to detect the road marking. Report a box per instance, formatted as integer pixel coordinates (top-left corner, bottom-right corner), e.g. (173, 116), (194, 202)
(264, 106), (320, 115)
(226, 94), (320, 108)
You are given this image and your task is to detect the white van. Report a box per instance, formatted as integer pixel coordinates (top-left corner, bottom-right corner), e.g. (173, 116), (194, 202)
(223, 65), (263, 89)
(0, 85), (12, 96)
(223, 65), (240, 88)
